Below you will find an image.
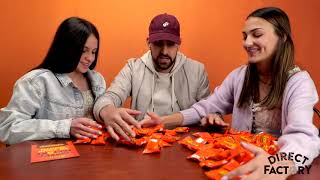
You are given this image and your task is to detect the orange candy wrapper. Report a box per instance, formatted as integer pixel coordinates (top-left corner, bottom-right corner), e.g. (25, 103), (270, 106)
(118, 137), (148, 147)
(74, 138), (92, 144)
(133, 124), (165, 137)
(73, 124), (279, 179)
(143, 138), (161, 154)
(187, 147), (222, 162)
(222, 159), (240, 171)
(199, 159), (229, 169)
(133, 127), (153, 137)
(162, 134), (180, 143)
(91, 134), (107, 145)
(164, 129), (177, 136)
(205, 168), (229, 180)
(234, 148), (255, 165)
(74, 124), (108, 145)
(178, 136), (210, 151)
(194, 137), (208, 144)
(74, 124), (189, 156)
(159, 139), (172, 147)
(135, 137), (149, 146)
(193, 132), (215, 143)
(173, 127), (190, 133)
(213, 136), (240, 150)
(179, 128), (279, 180)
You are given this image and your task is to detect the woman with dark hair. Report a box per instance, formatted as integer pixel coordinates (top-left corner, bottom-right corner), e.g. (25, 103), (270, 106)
(0, 17), (106, 144)
(140, 7), (319, 179)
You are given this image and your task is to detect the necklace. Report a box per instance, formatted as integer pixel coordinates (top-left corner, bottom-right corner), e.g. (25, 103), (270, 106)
(259, 79), (271, 86)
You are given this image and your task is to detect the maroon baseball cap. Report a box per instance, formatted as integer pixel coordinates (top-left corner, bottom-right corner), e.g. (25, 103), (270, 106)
(148, 13), (181, 45)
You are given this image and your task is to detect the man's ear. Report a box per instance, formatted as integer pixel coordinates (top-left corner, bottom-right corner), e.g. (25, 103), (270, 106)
(146, 37), (150, 47)
(177, 38), (182, 49)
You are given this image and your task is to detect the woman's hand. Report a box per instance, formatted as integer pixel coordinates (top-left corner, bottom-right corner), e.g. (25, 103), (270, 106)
(138, 112), (162, 128)
(200, 113), (229, 127)
(223, 142), (294, 180)
(70, 117), (102, 139)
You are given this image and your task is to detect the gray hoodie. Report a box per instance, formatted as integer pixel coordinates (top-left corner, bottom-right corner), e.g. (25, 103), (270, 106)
(94, 51), (210, 121)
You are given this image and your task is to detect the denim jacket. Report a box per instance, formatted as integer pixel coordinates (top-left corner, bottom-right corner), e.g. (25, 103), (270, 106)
(0, 69), (106, 144)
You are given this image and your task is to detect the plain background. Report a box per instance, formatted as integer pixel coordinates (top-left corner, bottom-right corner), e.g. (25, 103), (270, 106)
(0, 0), (319, 126)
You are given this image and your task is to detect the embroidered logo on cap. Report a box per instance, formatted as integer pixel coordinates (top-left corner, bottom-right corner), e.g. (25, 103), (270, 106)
(162, 21), (169, 27)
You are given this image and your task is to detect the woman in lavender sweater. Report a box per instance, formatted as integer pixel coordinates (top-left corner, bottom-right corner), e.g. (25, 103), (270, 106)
(140, 7), (320, 179)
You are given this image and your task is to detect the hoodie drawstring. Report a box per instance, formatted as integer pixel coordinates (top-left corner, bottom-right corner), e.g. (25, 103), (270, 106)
(151, 73), (155, 112)
(171, 74), (175, 112)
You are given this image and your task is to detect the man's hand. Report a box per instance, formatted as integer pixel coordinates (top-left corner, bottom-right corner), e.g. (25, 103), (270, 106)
(200, 113), (229, 127)
(70, 117), (102, 139)
(100, 105), (141, 141)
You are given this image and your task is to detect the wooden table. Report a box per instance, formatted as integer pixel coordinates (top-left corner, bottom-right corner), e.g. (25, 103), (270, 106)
(0, 128), (319, 180)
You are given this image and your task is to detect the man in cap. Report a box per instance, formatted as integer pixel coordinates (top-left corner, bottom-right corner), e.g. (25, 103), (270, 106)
(94, 13), (210, 141)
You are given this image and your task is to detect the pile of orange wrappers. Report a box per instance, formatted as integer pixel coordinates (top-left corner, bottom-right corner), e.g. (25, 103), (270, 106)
(74, 125), (279, 180)
(73, 124), (189, 153)
(178, 129), (279, 179)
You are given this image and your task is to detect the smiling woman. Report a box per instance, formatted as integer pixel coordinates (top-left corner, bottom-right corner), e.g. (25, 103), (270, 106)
(0, 17), (107, 145)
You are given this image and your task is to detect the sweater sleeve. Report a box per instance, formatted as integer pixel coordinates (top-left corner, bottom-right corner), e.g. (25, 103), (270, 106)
(93, 60), (134, 122)
(278, 73), (320, 168)
(181, 66), (243, 125)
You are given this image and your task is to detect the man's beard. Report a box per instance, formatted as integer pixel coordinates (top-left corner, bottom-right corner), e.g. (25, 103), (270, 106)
(153, 53), (175, 71)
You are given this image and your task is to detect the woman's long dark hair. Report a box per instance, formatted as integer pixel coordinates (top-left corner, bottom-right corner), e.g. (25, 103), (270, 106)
(238, 7), (295, 109)
(34, 17), (100, 73)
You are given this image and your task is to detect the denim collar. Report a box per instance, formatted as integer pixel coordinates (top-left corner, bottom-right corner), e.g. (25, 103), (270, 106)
(86, 70), (99, 89)
(55, 73), (73, 87)
(55, 70), (100, 88)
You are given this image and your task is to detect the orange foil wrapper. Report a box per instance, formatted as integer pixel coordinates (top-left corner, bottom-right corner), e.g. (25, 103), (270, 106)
(193, 132), (215, 143)
(74, 138), (92, 144)
(143, 138), (161, 154)
(222, 159), (240, 171)
(205, 168), (229, 180)
(91, 134), (107, 145)
(200, 159), (229, 169)
(173, 127), (190, 133)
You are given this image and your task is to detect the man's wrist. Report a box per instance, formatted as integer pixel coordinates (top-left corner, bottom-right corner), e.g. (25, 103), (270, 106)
(99, 104), (115, 122)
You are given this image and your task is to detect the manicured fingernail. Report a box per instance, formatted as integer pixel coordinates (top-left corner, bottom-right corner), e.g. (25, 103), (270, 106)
(221, 176), (228, 180)
(241, 141), (248, 147)
(98, 125), (102, 128)
(93, 135), (97, 138)
(98, 131), (102, 135)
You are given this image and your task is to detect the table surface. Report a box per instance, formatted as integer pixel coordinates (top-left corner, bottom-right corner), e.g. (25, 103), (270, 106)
(0, 128), (319, 180)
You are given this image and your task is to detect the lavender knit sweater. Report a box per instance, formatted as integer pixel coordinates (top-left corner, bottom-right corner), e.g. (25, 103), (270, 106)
(181, 65), (320, 166)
